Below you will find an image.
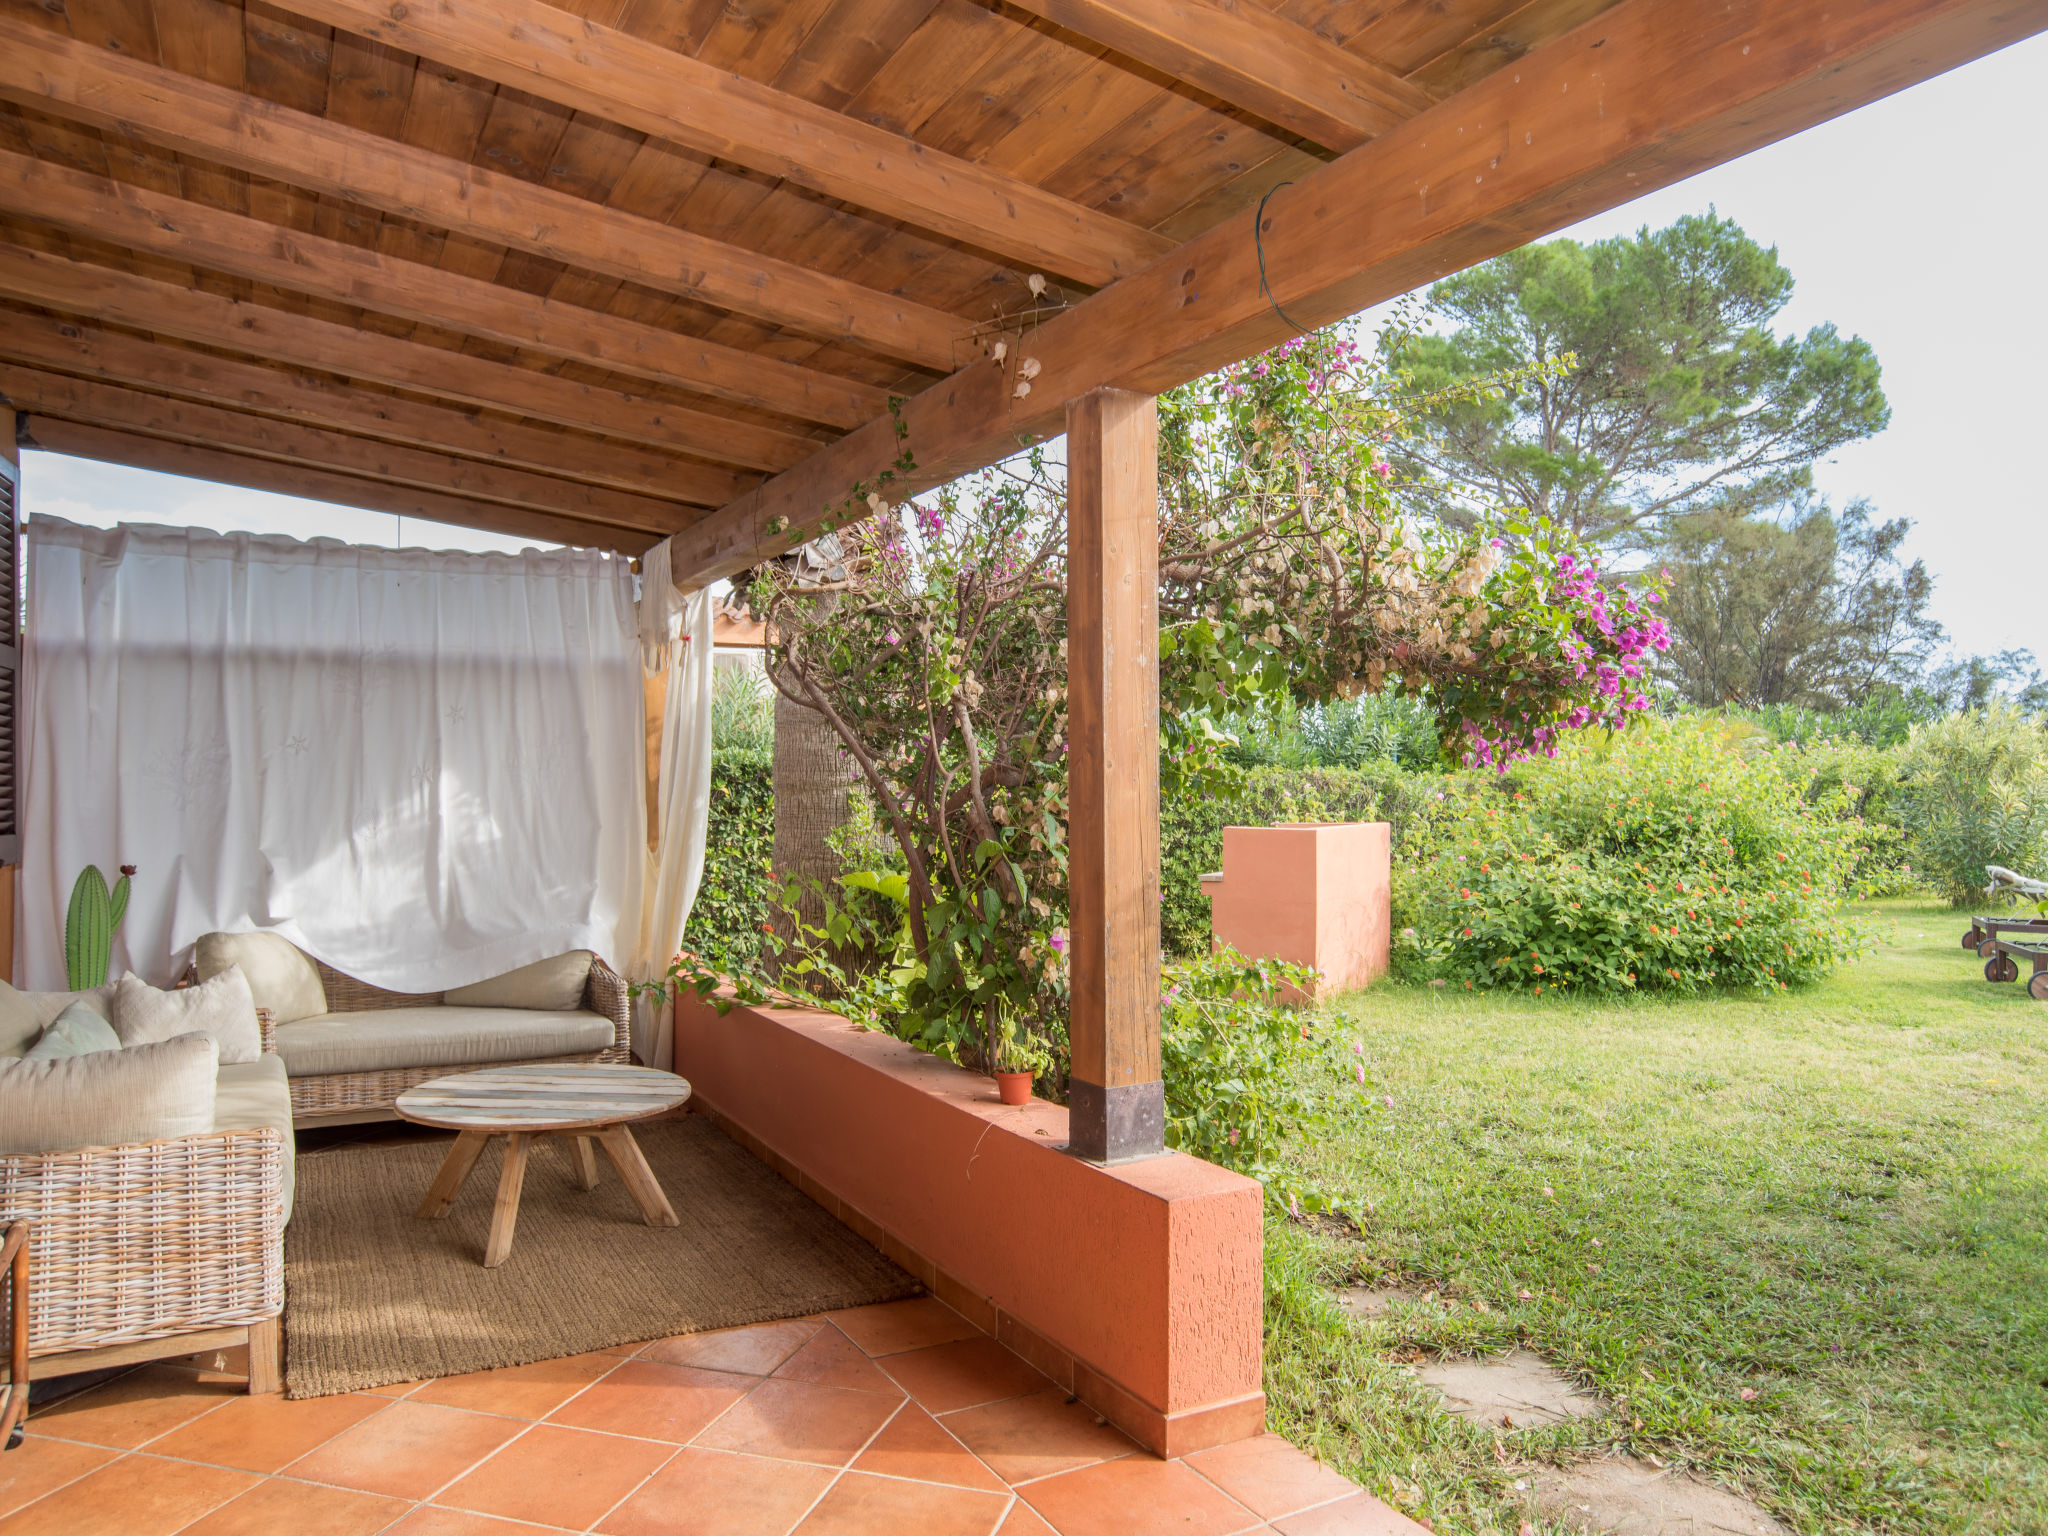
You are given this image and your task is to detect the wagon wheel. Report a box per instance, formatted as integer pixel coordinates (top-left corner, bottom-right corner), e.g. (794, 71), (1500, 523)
(1963, 927), (1986, 950)
(1979, 939), (2001, 959)
(2031, 973), (2048, 1002)
(1986, 955), (2020, 984)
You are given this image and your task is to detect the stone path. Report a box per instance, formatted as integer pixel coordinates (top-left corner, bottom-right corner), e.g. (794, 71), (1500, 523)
(1533, 1457), (1789, 1536)
(1333, 1288), (1789, 1535)
(1417, 1350), (1602, 1429)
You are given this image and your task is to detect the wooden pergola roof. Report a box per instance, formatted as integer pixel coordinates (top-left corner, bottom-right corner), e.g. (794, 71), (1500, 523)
(0, 0), (2036, 583)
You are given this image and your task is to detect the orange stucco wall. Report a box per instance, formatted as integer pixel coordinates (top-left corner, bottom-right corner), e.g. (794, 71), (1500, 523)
(672, 996), (1266, 1456)
(1201, 822), (1390, 997)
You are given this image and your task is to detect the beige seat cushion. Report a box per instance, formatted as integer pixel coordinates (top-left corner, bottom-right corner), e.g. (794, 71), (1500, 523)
(272, 1006), (614, 1078)
(195, 932), (328, 1024)
(0, 1033), (219, 1154)
(0, 981), (117, 1057)
(214, 1055), (297, 1222)
(114, 968), (264, 1065)
(444, 952), (594, 1012)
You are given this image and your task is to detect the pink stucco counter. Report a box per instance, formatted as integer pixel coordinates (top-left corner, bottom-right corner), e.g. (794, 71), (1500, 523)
(672, 994), (1266, 1457)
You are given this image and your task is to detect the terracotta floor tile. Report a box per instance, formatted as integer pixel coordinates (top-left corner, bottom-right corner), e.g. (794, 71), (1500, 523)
(25, 1364), (240, 1449)
(546, 1358), (749, 1444)
(997, 1502), (1060, 1534)
(284, 1399), (524, 1500)
(362, 1380), (428, 1398)
(385, 1508), (570, 1536)
(643, 1319), (822, 1377)
(596, 1446), (835, 1536)
(599, 1341), (649, 1357)
(850, 1401), (1007, 1491)
(1021, 1456), (1258, 1536)
(149, 1385), (388, 1473)
(0, 1452), (257, 1536)
(694, 1378), (900, 1467)
(0, 1433), (113, 1518)
(1184, 1436), (1360, 1522)
(177, 1477), (412, 1536)
(1272, 1493), (1425, 1535)
(826, 1298), (981, 1357)
(794, 1470), (1011, 1535)
(411, 1351), (619, 1420)
(438, 1422), (674, 1528)
(880, 1336), (1051, 1414)
(941, 1389), (1136, 1486)
(771, 1326), (903, 1395)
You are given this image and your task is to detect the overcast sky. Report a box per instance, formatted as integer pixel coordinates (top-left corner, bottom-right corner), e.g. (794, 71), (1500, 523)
(21, 27), (2048, 661)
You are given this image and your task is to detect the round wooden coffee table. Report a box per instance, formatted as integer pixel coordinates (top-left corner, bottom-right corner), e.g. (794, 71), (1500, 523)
(396, 1063), (692, 1268)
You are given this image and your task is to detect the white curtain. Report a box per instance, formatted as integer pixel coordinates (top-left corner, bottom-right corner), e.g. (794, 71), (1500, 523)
(19, 517), (648, 993)
(634, 562), (716, 1070)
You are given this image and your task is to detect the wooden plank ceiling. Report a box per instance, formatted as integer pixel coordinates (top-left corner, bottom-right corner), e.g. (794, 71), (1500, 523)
(0, 0), (2037, 567)
(0, 0), (1615, 553)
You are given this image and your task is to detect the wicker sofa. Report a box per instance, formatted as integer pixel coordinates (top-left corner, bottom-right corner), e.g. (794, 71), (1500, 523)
(191, 936), (633, 1127)
(0, 991), (290, 1395)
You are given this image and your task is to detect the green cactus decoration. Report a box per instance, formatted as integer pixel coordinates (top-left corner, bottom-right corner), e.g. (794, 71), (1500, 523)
(64, 863), (133, 991)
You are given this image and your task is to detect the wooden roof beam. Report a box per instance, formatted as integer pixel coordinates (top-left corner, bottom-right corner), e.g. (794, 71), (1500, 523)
(0, 150), (887, 431)
(0, 307), (755, 507)
(0, 364), (696, 534)
(0, 18), (969, 374)
(668, 0), (2047, 587)
(20, 418), (659, 552)
(280, 0), (1173, 286)
(0, 244), (820, 473)
(1002, 0), (1437, 151)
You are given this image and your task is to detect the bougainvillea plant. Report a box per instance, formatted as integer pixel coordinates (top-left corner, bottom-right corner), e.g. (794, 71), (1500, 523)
(1156, 328), (1669, 775)
(689, 327), (1670, 1064)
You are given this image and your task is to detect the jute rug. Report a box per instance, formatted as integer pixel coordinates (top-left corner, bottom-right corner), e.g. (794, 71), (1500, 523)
(283, 1116), (918, 1398)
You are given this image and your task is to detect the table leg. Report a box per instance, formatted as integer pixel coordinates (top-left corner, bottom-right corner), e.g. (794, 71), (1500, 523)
(598, 1125), (679, 1228)
(568, 1134), (600, 1191)
(417, 1131), (490, 1219)
(483, 1133), (531, 1268)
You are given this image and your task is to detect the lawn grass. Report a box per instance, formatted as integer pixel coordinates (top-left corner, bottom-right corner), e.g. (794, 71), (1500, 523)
(1267, 900), (2048, 1536)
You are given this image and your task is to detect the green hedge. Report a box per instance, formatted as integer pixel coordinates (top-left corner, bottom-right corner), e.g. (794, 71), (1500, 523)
(1162, 762), (1425, 957)
(685, 745), (776, 967)
(694, 743), (1428, 964)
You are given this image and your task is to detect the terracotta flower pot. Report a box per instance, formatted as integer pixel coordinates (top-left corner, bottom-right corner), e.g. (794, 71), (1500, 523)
(995, 1071), (1033, 1106)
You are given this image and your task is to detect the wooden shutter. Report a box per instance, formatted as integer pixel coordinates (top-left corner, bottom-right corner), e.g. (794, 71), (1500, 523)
(0, 450), (16, 865)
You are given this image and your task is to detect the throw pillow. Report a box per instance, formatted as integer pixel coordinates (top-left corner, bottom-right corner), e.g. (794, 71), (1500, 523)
(0, 981), (117, 1058)
(193, 931), (328, 1024)
(0, 1032), (218, 1154)
(113, 967), (263, 1065)
(445, 951), (594, 1012)
(0, 980), (39, 1058)
(22, 1000), (123, 1060)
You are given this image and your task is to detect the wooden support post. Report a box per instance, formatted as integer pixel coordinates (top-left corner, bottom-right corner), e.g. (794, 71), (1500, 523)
(0, 402), (18, 911)
(1065, 387), (1164, 1164)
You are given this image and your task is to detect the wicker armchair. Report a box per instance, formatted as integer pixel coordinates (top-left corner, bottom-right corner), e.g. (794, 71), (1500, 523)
(0, 1033), (286, 1396)
(288, 953), (633, 1125)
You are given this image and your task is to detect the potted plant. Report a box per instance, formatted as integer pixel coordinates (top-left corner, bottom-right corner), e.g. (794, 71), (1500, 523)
(988, 997), (1051, 1106)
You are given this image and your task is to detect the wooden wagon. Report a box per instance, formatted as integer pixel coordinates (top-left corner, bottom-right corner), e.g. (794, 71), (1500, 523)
(1961, 915), (2048, 954)
(1970, 929), (2048, 999)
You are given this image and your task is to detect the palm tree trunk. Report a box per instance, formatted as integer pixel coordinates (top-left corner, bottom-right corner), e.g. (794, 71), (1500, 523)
(771, 688), (857, 962)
